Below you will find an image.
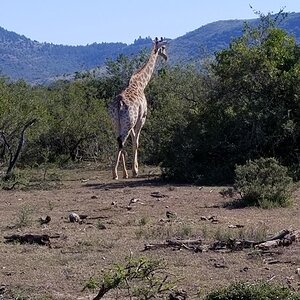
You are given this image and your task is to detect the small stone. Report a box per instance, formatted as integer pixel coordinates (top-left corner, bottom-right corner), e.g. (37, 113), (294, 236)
(39, 215), (51, 225)
(166, 211), (177, 220)
(69, 212), (80, 223)
(129, 198), (139, 205)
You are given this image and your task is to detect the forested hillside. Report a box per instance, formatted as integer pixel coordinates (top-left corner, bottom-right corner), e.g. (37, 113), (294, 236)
(0, 12), (299, 83)
(0, 29), (152, 83)
(167, 12), (300, 63)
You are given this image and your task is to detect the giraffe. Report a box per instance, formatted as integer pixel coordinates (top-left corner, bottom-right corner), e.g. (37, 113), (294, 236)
(109, 37), (168, 179)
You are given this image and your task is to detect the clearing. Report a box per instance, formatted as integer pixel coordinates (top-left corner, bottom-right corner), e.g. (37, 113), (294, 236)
(0, 167), (299, 299)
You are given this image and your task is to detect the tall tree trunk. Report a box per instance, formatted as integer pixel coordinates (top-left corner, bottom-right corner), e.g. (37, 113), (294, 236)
(3, 119), (36, 180)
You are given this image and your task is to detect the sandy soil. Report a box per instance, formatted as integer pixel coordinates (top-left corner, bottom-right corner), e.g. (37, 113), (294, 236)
(0, 167), (299, 299)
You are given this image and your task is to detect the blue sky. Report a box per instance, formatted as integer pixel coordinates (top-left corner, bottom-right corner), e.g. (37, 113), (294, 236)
(0, 0), (299, 45)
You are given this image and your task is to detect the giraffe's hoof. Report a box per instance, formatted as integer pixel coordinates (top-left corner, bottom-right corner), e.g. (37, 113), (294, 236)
(113, 176), (119, 180)
(123, 174), (129, 179)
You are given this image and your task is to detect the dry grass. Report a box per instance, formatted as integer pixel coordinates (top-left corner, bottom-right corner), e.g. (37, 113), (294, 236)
(0, 167), (299, 299)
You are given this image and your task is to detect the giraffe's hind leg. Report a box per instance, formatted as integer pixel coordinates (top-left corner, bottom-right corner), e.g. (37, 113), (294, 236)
(121, 150), (128, 179)
(112, 132), (130, 180)
(112, 149), (121, 180)
(112, 149), (128, 180)
(131, 116), (146, 178)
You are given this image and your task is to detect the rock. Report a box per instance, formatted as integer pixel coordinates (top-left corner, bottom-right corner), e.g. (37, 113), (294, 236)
(228, 224), (244, 228)
(166, 211), (177, 220)
(79, 214), (88, 220)
(69, 212), (81, 223)
(128, 198), (140, 205)
(151, 191), (169, 198)
(39, 215), (51, 225)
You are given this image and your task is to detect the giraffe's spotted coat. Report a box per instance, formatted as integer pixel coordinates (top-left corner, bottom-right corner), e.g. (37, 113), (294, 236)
(108, 38), (168, 179)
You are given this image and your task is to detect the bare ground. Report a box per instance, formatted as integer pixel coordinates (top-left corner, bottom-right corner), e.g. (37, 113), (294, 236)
(0, 166), (299, 299)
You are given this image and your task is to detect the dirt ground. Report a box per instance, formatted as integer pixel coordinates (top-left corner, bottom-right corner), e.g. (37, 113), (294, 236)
(0, 166), (300, 299)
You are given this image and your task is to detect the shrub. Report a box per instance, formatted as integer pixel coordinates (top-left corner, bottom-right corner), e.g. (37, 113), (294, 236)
(234, 157), (293, 208)
(205, 282), (300, 300)
(92, 256), (175, 299)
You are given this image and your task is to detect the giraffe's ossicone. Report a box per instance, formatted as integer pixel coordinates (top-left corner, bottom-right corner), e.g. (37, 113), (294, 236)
(109, 37), (168, 179)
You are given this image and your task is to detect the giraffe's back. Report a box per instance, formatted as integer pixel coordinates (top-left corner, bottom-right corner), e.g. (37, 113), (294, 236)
(109, 93), (145, 136)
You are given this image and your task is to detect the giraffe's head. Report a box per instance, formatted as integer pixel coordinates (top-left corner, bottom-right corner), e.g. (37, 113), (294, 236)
(154, 37), (168, 61)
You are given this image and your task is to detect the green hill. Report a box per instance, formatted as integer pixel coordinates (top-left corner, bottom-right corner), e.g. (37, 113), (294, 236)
(0, 12), (299, 83)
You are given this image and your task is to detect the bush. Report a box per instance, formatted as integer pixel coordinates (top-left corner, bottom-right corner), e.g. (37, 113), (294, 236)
(92, 256), (175, 299)
(205, 282), (300, 300)
(234, 157), (293, 208)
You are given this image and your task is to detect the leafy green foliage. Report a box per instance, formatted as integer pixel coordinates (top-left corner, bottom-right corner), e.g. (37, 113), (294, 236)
(160, 11), (300, 184)
(0, 76), (114, 179)
(36, 80), (113, 164)
(143, 66), (197, 164)
(1, 10), (300, 186)
(235, 158), (293, 208)
(205, 282), (300, 300)
(82, 276), (100, 291)
(15, 205), (34, 228)
(93, 256), (174, 299)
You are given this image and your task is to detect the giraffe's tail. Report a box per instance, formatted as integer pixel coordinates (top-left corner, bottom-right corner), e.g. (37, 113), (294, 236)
(115, 95), (124, 150)
(117, 136), (123, 150)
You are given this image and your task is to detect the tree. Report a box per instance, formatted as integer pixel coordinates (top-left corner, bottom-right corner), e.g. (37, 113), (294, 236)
(161, 11), (300, 183)
(0, 79), (45, 179)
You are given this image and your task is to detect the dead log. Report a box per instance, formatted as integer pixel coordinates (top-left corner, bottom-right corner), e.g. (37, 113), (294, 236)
(267, 229), (290, 241)
(144, 241), (170, 251)
(144, 238), (202, 251)
(209, 240), (228, 251)
(144, 229), (299, 253)
(150, 191), (169, 198)
(4, 234), (51, 247)
(255, 238), (292, 250)
(166, 238), (202, 246)
(288, 230), (300, 242)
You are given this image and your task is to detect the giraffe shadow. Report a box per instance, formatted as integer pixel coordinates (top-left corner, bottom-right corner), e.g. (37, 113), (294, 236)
(84, 175), (165, 190)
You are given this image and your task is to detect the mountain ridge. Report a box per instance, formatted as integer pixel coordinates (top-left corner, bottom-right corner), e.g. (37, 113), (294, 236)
(1, 12), (300, 83)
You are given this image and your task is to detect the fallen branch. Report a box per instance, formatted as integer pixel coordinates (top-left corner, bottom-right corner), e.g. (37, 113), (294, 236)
(267, 229), (290, 241)
(4, 234), (51, 247)
(92, 283), (113, 300)
(144, 229), (300, 253)
(144, 238), (202, 252)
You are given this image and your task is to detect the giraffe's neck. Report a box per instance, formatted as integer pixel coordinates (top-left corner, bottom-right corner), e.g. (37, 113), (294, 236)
(129, 47), (158, 91)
